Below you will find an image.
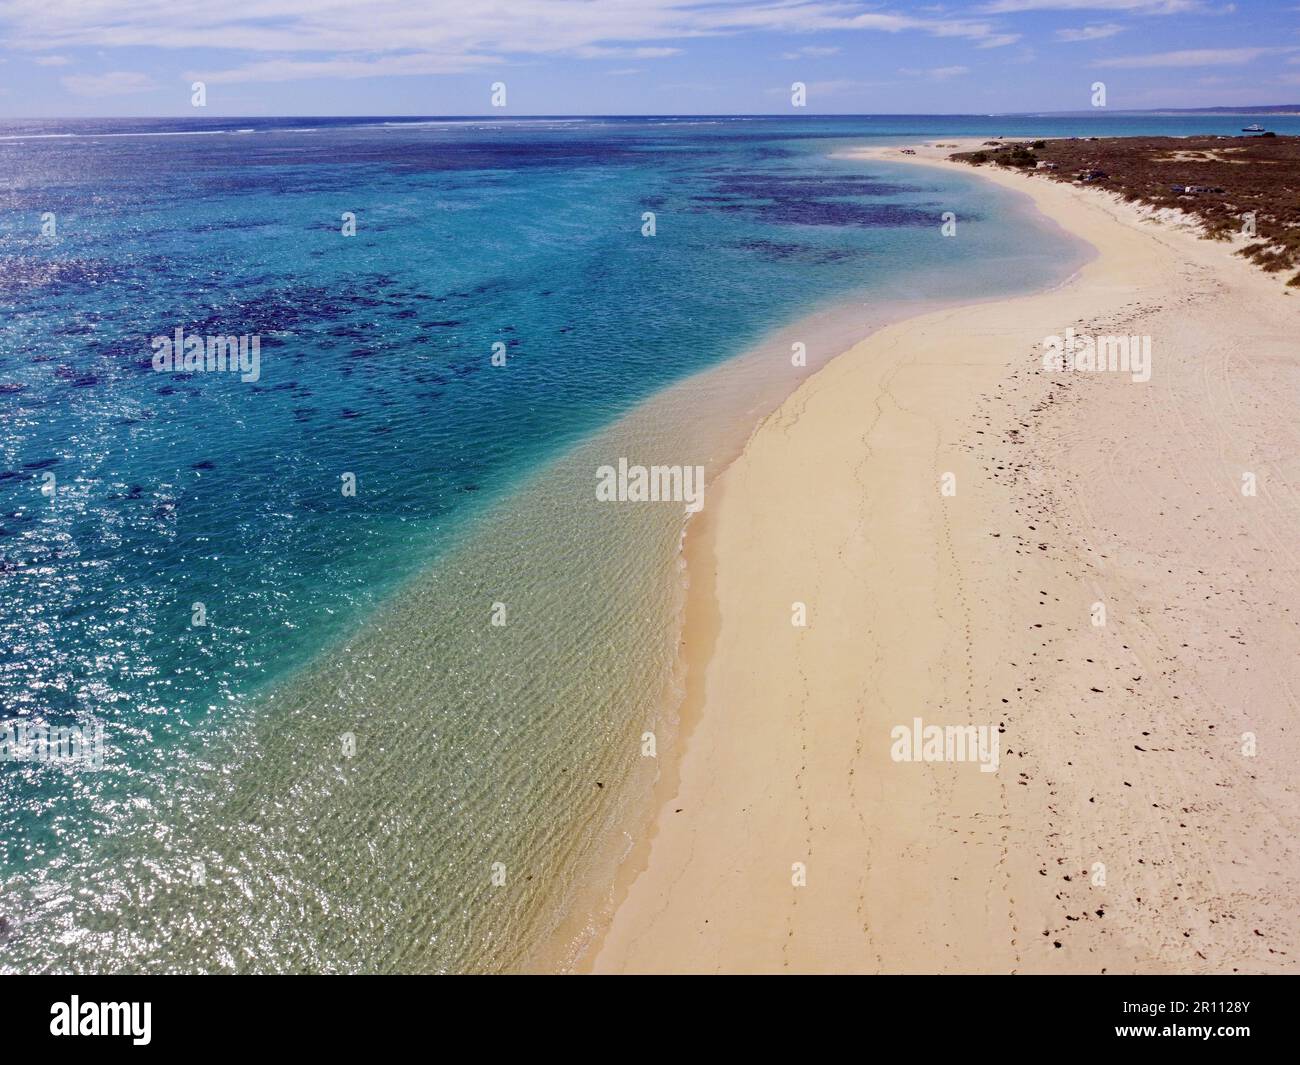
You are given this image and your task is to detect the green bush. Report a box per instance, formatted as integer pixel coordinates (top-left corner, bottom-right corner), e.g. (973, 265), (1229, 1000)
(1002, 145), (1038, 168)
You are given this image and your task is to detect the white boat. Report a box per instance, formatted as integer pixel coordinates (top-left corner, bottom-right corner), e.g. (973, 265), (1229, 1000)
(1242, 123), (1265, 132)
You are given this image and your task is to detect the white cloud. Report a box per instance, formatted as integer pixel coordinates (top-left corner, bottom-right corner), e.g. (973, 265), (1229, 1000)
(570, 45), (682, 59)
(1055, 23), (1124, 40)
(763, 77), (897, 97)
(782, 45), (842, 59)
(901, 64), (971, 78)
(187, 53), (495, 85)
(1096, 45), (1299, 67)
(33, 53), (70, 65)
(979, 0), (1206, 12)
(60, 70), (155, 95)
(0, 1), (1026, 83)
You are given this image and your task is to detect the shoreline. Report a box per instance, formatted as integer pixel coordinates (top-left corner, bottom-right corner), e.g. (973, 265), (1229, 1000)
(585, 139), (1300, 973)
(524, 285), (1063, 973)
(525, 156), (1095, 972)
(561, 145), (1094, 973)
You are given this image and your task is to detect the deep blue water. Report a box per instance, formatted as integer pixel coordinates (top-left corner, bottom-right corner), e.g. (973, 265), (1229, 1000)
(1, 113), (1293, 967)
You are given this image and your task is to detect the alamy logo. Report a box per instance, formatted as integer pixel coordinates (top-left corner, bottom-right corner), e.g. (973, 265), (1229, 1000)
(596, 458), (704, 513)
(50, 996), (151, 1045)
(0, 717), (105, 769)
(1042, 327), (1151, 383)
(151, 327), (261, 383)
(890, 717), (1000, 773)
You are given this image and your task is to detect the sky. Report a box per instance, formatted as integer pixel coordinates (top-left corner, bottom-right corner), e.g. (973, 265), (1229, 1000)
(0, 0), (1295, 117)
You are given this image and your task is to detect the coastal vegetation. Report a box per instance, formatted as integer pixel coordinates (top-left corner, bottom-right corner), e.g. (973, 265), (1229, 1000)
(953, 135), (1300, 285)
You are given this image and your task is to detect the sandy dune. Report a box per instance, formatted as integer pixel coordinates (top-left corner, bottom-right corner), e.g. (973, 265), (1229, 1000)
(588, 140), (1300, 974)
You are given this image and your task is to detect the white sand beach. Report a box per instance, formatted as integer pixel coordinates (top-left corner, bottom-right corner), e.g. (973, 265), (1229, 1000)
(587, 139), (1300, 974)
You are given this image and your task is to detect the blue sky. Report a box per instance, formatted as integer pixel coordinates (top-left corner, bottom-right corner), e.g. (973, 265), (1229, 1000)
(0, 1), (1295, 117)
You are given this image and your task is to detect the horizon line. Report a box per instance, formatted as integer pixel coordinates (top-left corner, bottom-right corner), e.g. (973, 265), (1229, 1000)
(5, 106), (1300, 121)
